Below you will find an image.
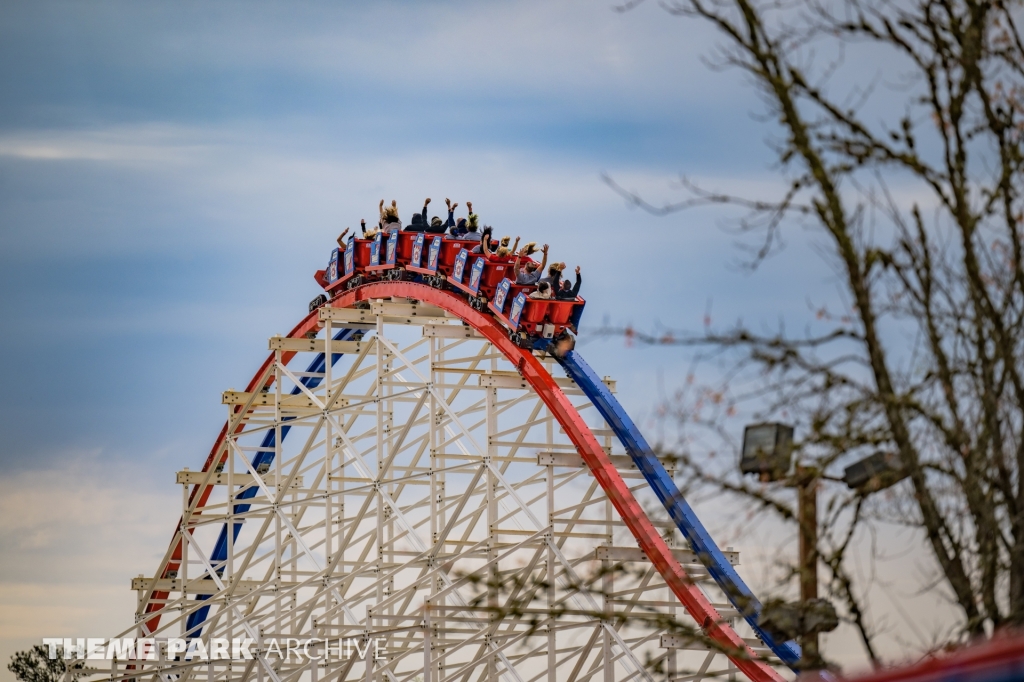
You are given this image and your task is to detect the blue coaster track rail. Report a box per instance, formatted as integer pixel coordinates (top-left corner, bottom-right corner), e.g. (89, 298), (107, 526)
(556, 348), (802, 669)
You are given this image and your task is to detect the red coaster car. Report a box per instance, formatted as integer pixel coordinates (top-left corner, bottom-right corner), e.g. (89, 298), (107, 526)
(315, 232), (585, 348)
(352, 239), (373, 269)
(489, 278), (586, 347)
(475, 259), (514, 300)
(436, 239), (481, 276)
(367, 232), (421, 281)
(547, 299), (578, 326)
(395, 232), (419, 265)
(519, 298), (551, 334)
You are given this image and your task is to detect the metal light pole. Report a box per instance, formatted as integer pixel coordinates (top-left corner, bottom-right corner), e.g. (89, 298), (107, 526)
(795, 464), (819, 660)
(739, 428), (816, 603)
(741, 423), (824, 665)
(741, 428), (906, 669)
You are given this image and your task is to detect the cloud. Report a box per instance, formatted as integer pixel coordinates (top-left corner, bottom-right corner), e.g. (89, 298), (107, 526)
(0, 459), (178, 676)
(0, 3), (969, 675)
(0, 458), (177, 582)
(0, 125), (218, 164)
(0, 0), (727, 116)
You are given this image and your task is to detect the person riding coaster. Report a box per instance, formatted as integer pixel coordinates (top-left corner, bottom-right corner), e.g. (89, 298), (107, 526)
(321, 196), (583, 351)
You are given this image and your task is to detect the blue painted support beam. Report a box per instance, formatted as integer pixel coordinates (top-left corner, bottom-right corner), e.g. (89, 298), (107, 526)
(556, 349), (802, 669)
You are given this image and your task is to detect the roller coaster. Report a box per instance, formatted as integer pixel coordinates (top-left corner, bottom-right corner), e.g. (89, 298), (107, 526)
(106, 229), (806, 682)
(63, 225), (1023, 682)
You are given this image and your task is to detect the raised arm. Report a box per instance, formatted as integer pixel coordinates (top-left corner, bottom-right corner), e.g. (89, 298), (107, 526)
(445, 198), (459, 228)
(539, 244), (549, 273)
(336, 227), (350, 248)
(480, 227), (494, 257)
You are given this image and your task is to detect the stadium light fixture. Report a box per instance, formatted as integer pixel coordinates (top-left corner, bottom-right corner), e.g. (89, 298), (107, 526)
(740, 422), (794, 482)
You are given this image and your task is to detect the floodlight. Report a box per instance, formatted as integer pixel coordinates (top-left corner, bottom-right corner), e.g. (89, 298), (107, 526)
(842, 451), (906, 492)
(740, 422), (794, 481)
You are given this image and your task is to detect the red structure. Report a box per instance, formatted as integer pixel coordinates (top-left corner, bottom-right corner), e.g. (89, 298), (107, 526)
(839, 633), (1024, 682)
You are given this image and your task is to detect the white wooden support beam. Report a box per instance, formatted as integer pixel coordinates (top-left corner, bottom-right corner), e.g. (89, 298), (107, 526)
(222, 391), (349, 409)
(369, 300), (449, 319)
(176, 470), (304, 488)
(268, 337), (370, 354)
(421, 324), (483, 339)
(537, 452), (678, 472)
(595, 545), (739, 566)
(131, 577), (299, 594)
(318, 307), (377, 325)
(319, 304), (449, 327)
(660, 633), (765, 653)
(478, 370), (616, 392)
(478, 372), (530, 390)
(538, 452), (591, 467)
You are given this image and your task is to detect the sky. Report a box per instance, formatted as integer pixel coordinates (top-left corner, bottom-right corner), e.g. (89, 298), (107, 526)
(0, 1), (961, 677)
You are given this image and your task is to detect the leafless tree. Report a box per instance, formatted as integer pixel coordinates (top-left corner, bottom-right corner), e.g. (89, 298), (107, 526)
(599, 0), (1024, 663)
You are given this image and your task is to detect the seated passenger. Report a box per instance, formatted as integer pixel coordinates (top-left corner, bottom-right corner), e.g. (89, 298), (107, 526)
(472, 226), (492, 253)
(465, 201), (481, 239)
(471, 238), (493, 254)
(360, 218), (379, 240)
(513, 244), (548, 284)
(495, 235), (520, 256)
(380, 199), (402, 234)
(516, 242), (540, 267)
(539, 262), (566, 290)
(480, 229), (516, 262)
(529, 281), (553, 299)
(405, 198), (431, 232)
(442, 199), (486, 241)
(336, 227), (350, 248)
(443, 198), (459, 232)
(426, 216), (447, 234)
(556, 266), (582, 300)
